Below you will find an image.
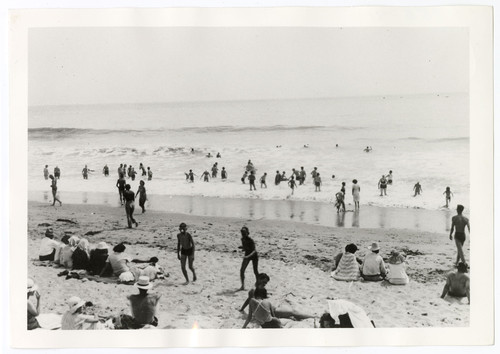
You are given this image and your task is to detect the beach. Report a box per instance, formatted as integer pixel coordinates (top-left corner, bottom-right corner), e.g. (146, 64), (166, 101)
(28, 201), (470, 329)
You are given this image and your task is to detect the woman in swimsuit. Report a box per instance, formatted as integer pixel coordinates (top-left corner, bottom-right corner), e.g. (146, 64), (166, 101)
(378, 175), (387, 196)
(239, 227), (259, 290)
(242, 288), (281, 328)
(135, 180), (147, 213)
(49, 175), (62, 206)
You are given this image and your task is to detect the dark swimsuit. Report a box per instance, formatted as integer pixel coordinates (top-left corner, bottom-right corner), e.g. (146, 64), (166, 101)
(181, 247), (194, 256)
(454, 232), (466, 245)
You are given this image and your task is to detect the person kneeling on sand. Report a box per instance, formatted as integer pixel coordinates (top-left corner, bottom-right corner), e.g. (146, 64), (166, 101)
(115, 276), (161, 329)
(386, 250), (409, 285)
(61, 296), (101, 330)
(243, 288), (282, 329)
(331, 244), (362, 281)
(361, 242), (387, 281)
(440, 262), (470, 304)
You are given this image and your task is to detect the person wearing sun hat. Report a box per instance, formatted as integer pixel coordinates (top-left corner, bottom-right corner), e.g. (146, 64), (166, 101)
(88, 241), (110, 275)
(361, 242), (387, 282)
(27, 278), (41, 330)
(61, 296), (100, 330)
(115, 276), (161, 329)
(386, 250), (409, 285)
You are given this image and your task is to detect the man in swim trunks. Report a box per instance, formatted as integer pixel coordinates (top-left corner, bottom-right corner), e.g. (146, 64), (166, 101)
(147, 167), (153, 181)
(221, 167), (227, 181)
(449, 204), (470, 267)
(177, 223), (196, 285)
(260, 173), (267, 188)
(123, 184), (138, 228)
(116, 173), (126, 205)
(82, 165), (90, 179)
(440, 262), (470, 304)
(239, 226), (259, 290)
(211, 163), (218, 178)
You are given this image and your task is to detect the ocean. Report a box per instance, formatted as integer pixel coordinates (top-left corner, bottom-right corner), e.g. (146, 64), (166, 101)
(28, 94), (469, 214)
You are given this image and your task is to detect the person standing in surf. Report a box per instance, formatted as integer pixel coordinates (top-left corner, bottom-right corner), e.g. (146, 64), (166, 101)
(352, 179), (361, 210)
(260, 173), (267, 188)
(241, 171), (248, 184)
(299, 166), (306, 185)
(103, 164), (109, 177)
(386, 170), (393, 185)
(443, 187), (454, 208)
(274, 171), (281, 185)
(221, 167), (228, 181)
(239, 227), (259, 291)
(413, 182), (422, 197)
(139, 163), (146, 176)
(378, 175), (388, 196)
(123, 184), (138, 228)
(43, 165), (49, 180)
(147, 167), (153, 181)
(314, 173), (322, 192)
(49, 175), (62, 206)
(135, 180), (147, 213)
(176, 223), (196, 285)
(449, 204), (470, 267)
(248, 171), (257, 191)
(211, 163), (218, 178)
(288, 176), (297, 195)
(201, 170), (211, 182)
(116, 173), (126, 205)
(54, 166), (61, 179)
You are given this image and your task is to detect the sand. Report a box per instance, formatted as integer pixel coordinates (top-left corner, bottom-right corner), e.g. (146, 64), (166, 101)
(27, 201), (469, 329)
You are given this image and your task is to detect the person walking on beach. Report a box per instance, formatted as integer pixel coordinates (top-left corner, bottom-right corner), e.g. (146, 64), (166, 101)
(413, 182), (422, 197)
(103, 164), (109, 177)
(260, 173), (267, 188)
(314, 173), (322, 192)
(201, 170), (211, 182)
(440, 262), (470, 304)
(241, 171), (248, 184)
(43, 165), (49, 180)
(443, 187), (454, 208)
(176, 223), (197, 285)
(248, 171), (257, 191)
(116, 173), (126, 205)
(139, 163), (146, 176)
(288, 176), (297, 195)
(386, 170), (393, 185)
(211, 163), (218, 178)
(135, 180), (147, 213)
(378, 175), (388, 196)
(352, 179), (361, 210)
(239, 226), (259, 290)
(299, 167), (306, 185)
(147, 167), (153, 181)
(274, 171), (281, 185)
(49, 175), (62, 206)
(123, 184), (138, 228)
(450, 204), (470, 267)
(54, 166), (61, 179)
(221, 167), (227, 181)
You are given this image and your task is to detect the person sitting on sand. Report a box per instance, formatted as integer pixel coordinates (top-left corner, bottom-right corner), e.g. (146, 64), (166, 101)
(274, 171), (281, 185)
(61, 296), (101, 330)
(440, 262), (470, 304)
(135, 180), (147, 213)
(72, 238), (90, 271)
(39, 228), (61, 262)
(260, 173), (267, 188)
(123, 184), (139, 228)
(413, 182), (422, 197)
(177, 222), (197, 285)
(239, 226), (259, 290)
(239, 273), (270, 312)
(27, 279), (41, 330)
(361, 242), (387, 281)
(49, 175), (62, 206)
(242, 288), (282, 328)
(115, 276), (161, 329)
(443, 186), (454, 208)
(100, 243), (133, 278)
(386, 250), (409, 285)
(248, 171), (257, 191)
(331, 243), (361, 281)
(88, 242), (110, 276)
(449, 204), (470, 267)
(221, 167), (227, 181)
(59, 236), (79, 269)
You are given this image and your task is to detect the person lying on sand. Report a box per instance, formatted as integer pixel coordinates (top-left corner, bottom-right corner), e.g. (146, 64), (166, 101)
(131, 256), (167, 280)
(61, 296), (101, 330)
(177, 223), (197, 285)
(361, 242), (387, 281)
(115, 276), (161, 329)
(27, 279), (41, 330)
(242, 288), (282, 328)
(441, 262), (470, 304)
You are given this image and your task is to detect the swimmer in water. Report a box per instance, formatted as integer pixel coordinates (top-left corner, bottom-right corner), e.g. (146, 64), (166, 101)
(248, 171), (257, 191)
(201, 170), (211, 182)
(147, 167), (153, 181)
(443, 187), (454, 208)
(413, 182), (422, 197)
(241, 171), (248, 184)
(43, 165), (49, 180)
(221, 167), (227, 181)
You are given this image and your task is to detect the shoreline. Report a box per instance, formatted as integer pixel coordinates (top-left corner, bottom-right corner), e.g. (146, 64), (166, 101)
(27, 201), (469, 328)
(29, 191), (456, 234)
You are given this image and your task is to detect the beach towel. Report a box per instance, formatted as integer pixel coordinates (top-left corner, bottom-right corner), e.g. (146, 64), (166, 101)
(36, 313), (62, 330)
(327, 299), (374, 328)
(330, 253), (360, 281)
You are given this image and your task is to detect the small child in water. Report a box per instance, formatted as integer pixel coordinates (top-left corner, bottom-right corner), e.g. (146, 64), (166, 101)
(443, 186), (454, 207)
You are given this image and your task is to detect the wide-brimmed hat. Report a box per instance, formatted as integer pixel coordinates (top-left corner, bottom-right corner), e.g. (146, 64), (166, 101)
(97, 242), (108, 250)
(388, 250), (405, 264)
(135, 276), (153, 290)
(368, 242), (380, 251)
(27, 278), (38, 293)
(68, 296), (85, 314)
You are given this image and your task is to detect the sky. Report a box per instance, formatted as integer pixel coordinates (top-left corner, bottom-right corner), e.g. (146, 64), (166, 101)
(28, 27), (468, 105)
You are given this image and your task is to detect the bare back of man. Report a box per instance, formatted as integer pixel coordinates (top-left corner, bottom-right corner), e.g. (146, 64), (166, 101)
(450, 208), (470, 266)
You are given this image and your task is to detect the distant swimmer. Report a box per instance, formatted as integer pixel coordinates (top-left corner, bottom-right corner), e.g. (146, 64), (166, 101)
(260, 173), (267, 188)
(299, 167), (306, 185)
(54, 166), (61, 179)
(103, 165), (109, 177)
(201, 170), (211, 182)
(280, 171), (288, 182)
(276, 145), (282, 148)
(311, 167), (318, 179)
(43, 165), (49, 180)
(303, 144), (309, 148)
(314, 173), (322, 192)
(241, 171), (248, 184)
(274, 171), (281, 185)
(413, 182), (422, 197)
(130, 167), (137, 181)
(187, 169), (195, 183)
(116, 173), (126, 205)
(216, 152), (221, 158)
(378, 175), (388, 196)
(352, 179), (360, 209)
(147, 167), (153, 181)
(191, 148), (195, 154)
(386, 170), (393, 185)
(450, 204), (470, 267)
(206, 153), (212, 158)
(135, 180), (147, 213)
(49, 175), (62, 206)
(336, 144), (339, 148)
(123, 184), (139, 228)
(364, 146), (372, 152)
(248, 171), (257, 191)
(82, 165), (93, 180)
(211, 163), (218, 178)
(177, 223), (196, 285)
(288, 176), (297, 195)
(221, 167), (227, 181)
(331, 175), (336, 179)
(443, 187), (454, 208)
(139, 163), (146, 176)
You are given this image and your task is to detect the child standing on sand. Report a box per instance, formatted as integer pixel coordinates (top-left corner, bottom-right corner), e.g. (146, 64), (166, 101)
(135, 180), (147, 213)
(443, 187), (454, 207)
